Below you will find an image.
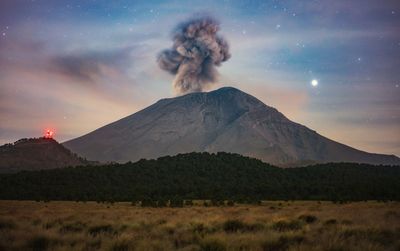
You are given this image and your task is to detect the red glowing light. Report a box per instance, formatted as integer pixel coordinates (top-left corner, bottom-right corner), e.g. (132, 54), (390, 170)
(44, 129), (54, 139)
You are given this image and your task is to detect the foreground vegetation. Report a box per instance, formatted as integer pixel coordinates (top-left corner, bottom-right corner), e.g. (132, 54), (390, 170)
(0, 200), (399, 251)
(0, 152), (399, 202)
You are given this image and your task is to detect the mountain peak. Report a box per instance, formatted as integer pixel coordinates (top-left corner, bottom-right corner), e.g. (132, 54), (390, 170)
(211, 86), (242, 93)
(207, 86), (253, 101)
(188, 86), (249, 99)
(158, 86), (247, 103)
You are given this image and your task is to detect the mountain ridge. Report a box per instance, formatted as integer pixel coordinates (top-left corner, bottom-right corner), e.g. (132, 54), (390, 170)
(63, 86), (400, 166)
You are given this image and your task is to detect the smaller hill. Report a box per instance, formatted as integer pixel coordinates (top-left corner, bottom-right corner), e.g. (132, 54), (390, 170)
(0, 137), (90, 173)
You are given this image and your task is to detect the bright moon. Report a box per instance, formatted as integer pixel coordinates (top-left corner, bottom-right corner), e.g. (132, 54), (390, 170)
(311, 79), (318, 87)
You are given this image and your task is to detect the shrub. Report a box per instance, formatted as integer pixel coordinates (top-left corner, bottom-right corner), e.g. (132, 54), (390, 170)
(192, 223), (206, 234)
(368, 230), (397, 246)
(59, 222), (86, 233)
(157, 199), (168, 207)
(384, 210), (398, 219)
(222, 219), (264, 233)
(32, 219), (42, 226)
(184, 200), (194, 206)
(226, 200), (235, 206)
(42, 219), (62, 230)
(200, 239), (226, 251)
(170, 198), (184, 208)
(246, 223), (265, 232)
(324, 219), (337, 225)
(326, 246), (347, 251)
(109, 240), (132, 251)
(88, 224), (115, 236)
(298, 214), (318, 224)
(83, 239), (102, 250)
(141, 199), (157, 207)
(26, 236), (52, 251)
(0, 219), (15, 230)
(211, 199), (224, 207)
(222, 219), (245, 232)
(341, 220), (352, 225)
(251, 199), (262, 205)
(262, 235), (305, 251)
(340, 228), (397, 246)
(272, 220), (302, 232)
(192, 223), (217, 236)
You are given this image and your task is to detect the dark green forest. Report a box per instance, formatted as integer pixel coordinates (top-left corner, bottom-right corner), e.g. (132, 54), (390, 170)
(0, 152), (399, 203)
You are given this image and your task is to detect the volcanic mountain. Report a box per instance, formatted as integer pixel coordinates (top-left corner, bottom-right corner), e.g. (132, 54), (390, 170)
(0, 138), (90, 173)
(63, 87), (400, 166)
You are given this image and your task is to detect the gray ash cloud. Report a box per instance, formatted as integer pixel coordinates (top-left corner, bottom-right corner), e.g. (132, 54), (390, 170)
(157, 16), (231, 94)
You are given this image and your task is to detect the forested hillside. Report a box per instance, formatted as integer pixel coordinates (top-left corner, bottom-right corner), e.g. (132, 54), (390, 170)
(0, 152), (399, 202)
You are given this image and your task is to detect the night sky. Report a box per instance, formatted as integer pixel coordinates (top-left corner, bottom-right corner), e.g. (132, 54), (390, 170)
(0, 0), (399, 156)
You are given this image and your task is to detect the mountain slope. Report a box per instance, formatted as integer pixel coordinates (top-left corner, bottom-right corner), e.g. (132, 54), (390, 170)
(63, 87), (400, 166)
(0, 138), (89, 173)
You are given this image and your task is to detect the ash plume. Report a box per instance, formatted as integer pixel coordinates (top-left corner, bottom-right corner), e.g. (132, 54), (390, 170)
(157, 16), (231, 94)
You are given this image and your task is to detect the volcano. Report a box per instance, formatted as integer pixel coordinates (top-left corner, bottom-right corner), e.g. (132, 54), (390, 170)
(63, 87), (400, 166)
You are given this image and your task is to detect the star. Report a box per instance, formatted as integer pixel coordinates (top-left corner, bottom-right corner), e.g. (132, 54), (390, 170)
(311, 79), (318, 87)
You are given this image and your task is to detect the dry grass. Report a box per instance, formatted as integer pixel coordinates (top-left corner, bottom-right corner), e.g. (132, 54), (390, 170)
(0, 201), (399, 251)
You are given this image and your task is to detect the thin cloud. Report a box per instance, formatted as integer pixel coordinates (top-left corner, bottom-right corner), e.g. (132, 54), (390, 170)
(49, 47), (136, 84)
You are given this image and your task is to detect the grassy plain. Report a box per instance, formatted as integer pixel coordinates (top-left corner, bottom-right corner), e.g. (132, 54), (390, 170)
(0, 201), (399, 251)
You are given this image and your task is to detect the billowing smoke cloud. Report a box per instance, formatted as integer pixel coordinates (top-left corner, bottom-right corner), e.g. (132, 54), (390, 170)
(157, 16), (231, 94)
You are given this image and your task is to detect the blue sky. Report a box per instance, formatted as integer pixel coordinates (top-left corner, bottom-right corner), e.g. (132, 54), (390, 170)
(0, 0), (399, 155)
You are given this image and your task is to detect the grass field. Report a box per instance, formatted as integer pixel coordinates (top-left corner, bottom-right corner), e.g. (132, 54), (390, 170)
(0, 201), (399, 251)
